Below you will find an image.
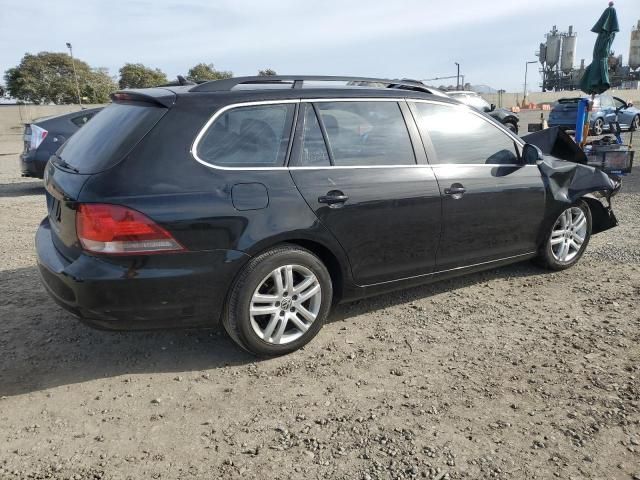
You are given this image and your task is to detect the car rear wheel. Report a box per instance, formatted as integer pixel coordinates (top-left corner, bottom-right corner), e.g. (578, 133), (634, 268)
(223, 245), (333, 356)
(537, 201), (591, 271)
(631, 115), (640, 132)
(591, 118), (604, 136)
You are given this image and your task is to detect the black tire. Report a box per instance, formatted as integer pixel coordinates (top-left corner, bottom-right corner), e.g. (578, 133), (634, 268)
(504, 120), (518, 134)
(536, 201), (592, 271)
(223, 244), (333, 356)
(631, 115), (640, 132)
(591, 118), (604, 136)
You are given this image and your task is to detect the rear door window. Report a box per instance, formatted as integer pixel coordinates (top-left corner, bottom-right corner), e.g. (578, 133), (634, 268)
(58, 103), (166, 174)
(295, 104), (331, 167)
(196, 104), (295, 167)
(315, 101), (415, 166)
(412, 102), (520, 165)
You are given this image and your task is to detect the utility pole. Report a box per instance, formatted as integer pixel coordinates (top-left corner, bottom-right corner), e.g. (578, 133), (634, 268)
(524, 60), (537, 106)
(66, 42), (82, 105)
(454, 62), (460, 89)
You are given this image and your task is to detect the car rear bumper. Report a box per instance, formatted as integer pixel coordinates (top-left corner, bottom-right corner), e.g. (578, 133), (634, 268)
(20, 151), (46, 178)
(36, 217), (250, 330)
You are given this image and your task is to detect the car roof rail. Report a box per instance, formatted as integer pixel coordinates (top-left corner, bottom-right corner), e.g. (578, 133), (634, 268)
(189, 75), (438, 94)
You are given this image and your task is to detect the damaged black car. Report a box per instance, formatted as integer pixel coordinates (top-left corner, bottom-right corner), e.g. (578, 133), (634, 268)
(36, 76), (622, 356)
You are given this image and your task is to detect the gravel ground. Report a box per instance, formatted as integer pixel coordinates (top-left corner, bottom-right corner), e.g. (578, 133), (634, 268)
(0, 122), (639, 480)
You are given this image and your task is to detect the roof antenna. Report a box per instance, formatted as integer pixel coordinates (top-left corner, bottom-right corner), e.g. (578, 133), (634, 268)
(177, 75), (195, 86)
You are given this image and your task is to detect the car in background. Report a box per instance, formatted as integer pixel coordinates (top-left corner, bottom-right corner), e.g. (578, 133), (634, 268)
(548, 95), (639, 135)
(20, 107), (102, 178)
(447, 91), (520, 134)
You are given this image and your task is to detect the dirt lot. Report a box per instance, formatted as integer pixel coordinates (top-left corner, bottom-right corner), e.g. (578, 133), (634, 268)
(0, 112), (639, 480)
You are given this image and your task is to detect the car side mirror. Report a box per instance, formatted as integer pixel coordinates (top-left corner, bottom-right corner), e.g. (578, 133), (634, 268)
(522, 143), (543, 164)
(490, 103), (496, 112)
(627, 101), (633, 108)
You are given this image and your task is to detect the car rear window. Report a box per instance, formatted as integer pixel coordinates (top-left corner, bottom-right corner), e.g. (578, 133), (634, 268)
(557, 98), (580, 104)
(58, 103), (166, 174)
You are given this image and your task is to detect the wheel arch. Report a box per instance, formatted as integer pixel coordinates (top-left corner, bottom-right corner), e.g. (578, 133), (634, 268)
(241, 234), (351, 304)
(280, 238), (346, 303)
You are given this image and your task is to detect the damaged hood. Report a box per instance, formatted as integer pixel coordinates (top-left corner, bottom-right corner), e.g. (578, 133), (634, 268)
(523, 126), (620, 201)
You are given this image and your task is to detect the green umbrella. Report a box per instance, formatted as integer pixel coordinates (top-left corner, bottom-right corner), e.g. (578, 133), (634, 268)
(579, 2), (620, 95)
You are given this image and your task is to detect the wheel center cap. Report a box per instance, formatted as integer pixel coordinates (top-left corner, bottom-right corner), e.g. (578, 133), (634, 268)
(281, 297), (292, 310)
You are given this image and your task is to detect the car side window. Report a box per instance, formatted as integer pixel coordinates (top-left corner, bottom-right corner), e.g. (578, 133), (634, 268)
(412, 102), (520, 165)
(296, 104), (331, 167)
(71, 113), (95, 127)
(197, 104), (294, 167)
(315, 101), (415, 166)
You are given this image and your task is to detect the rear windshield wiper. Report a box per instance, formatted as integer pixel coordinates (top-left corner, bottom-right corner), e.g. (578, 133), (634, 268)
(51, 154), (79, 173)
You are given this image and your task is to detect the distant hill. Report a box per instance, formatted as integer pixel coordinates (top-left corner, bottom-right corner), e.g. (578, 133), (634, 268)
(470, 85), (498, 94)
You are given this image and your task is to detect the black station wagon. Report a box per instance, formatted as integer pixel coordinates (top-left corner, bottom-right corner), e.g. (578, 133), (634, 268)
(36, 76), (620, 356)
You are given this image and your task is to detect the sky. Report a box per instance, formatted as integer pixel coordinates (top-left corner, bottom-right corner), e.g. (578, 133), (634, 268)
(0, 0), (639, 92)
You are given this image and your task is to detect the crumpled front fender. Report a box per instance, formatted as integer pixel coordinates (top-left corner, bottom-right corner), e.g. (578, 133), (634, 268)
(538, 156), (620, 235)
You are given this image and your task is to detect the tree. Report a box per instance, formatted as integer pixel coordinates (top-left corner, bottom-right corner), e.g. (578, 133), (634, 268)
(118, 63), (168, 89)
(258, 68), (277, 76)
(187, 63), (232, 82)
(4, 52), (117, 104)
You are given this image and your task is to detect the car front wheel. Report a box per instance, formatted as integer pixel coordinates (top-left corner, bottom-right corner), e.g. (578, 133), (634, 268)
(537, 201), (592, 271)
(223, 245), (333, 356)
(591, 118), (604, 136)
(631, 115), (640, 132)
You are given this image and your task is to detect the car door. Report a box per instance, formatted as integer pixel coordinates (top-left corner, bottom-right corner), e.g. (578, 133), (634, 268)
(600, 95), (617, 126)
(289, 100), (442, 286)
(409, 100), (546, 271)
(613, 96), (632, 129)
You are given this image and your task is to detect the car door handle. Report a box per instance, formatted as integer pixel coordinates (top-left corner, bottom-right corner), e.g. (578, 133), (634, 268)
(318, 191), (349, 205)
(444, 185), (466, 196)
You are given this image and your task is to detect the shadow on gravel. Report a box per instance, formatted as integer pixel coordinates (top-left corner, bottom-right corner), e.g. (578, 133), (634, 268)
(0, 181), (44, 198)
(0, 261), (548, 397)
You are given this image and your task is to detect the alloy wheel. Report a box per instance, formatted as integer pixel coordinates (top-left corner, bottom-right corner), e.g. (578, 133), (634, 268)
(550, 207), (587, 263)
(593, 119), (604, 136)
(632, 115), (640, 131)
(249, 264), (322, 345)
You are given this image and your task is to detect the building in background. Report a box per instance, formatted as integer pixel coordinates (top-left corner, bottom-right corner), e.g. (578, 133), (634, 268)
(536, 21), (640, 91)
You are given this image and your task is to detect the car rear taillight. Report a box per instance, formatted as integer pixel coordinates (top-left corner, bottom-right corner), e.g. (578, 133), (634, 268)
(76, 204), (185, 255)
(29, 124), (48, 151)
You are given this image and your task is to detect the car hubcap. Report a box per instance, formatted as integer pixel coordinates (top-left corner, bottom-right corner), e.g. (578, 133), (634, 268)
(249, 264), (322, 345)
(594, 120), (603, 135)
(633, 116), (639, 130)
(550, 207), (587, 263)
